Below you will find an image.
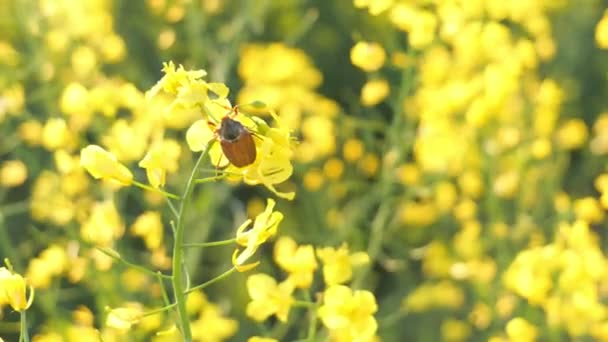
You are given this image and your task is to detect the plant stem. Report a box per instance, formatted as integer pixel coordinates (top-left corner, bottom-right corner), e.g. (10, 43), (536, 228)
(132, 180), (181, 199)
(0, 200), (29, 217)
(185, 267), (236, 294)
(194, 174), (227, 184)
(142, 303), (177, 317)
(94, 246), (170, 279)
(172, 143), (212, 341)
(156, 272), (171, 307)
(292, 300), (316, 308)
(19, 311), (29, 342)
(182, 238), (236, 248)
(307, 304), (318, 342)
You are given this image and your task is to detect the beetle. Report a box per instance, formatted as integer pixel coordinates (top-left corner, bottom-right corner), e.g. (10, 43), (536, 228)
(212, 108), (257, 168)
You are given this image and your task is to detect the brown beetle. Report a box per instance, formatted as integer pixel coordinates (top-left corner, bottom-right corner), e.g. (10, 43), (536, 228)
(215, 113), (257, 168)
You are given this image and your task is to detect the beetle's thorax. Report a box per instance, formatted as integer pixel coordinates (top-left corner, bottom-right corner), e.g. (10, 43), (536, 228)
(219, 117), (245, 142)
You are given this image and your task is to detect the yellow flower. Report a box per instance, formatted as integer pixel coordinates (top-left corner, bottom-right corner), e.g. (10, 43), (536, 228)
(506, 317), (538, 342)
(360, 79), (390, 106)
(458, 170), (484, 199)
(81, 200), (125, 247)
(441, 319), (471, 342)
(403, 281), (464, 312)
(146, 61), (228, 114)
(531, 138), (552, 159)
(138, 139), (182, 188)
(185, 98), (245, 163)
(503, 247), (554, 305)
(273, 236), (318, 289)
(147, 61), (206, 97)
(350, 42), (386, 72)
(316, 244), (369, 286)
(233, 199), (284, 271)
(354, 0), (394, 15)
(106, 305), (143, 331)
(191, 303), (238, 342)
(318, 285), (378, 342)
(390, 5), (437, 48)
(60, 82), (89, 115)
(493, 170), (520, 199)
(80, 145), (133, 186)
(246, 273), (294, 322)
(18, 120), (43, 146)
(187, 106), (296, 200)
(42, 118), (73, 151)
(0, 266), (34, 312)
(555, 119), (588, 150)
(186, 290), (208, 315)
(0, 160), (28, 187)
(596, 10), (608, 49)
(573, 197), (604, 224)
(242, 113), (295, 200)
(131, 211), (164, 250)
(25, 245), (68, 289)
(397, 163), (420, 185)
(400, 200), (438, 227)
(343, 138), (364, 162)
(434, 181), (458, 213)
(238, 43), (322, 87)
(303, 168), (324, 192)
(102, 119), (149, 162)
(0, 83), (24, 118)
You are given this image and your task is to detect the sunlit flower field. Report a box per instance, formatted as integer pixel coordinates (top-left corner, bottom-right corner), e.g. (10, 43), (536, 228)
(2, 0), (608, 341)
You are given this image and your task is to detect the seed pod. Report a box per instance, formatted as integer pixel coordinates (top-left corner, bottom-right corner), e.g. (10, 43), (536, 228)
(218, 116), (257, 167)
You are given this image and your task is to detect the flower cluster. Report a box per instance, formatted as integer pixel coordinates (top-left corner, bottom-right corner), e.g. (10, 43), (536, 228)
(244, 237), (376, 341)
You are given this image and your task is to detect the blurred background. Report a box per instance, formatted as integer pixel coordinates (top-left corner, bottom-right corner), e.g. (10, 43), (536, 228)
(2, 0), (608, 341)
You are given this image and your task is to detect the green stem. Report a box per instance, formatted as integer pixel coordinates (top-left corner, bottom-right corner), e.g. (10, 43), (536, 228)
(132, 180), (181, 200)
(165, 198), (179, 219)
(0, 200), (29, 217)
(156, 272), (171, 307)
(194, 174), (227, 184)
(185, 267), (236, 294)
(352, 202), (391, 288)
(182, 238), (236, 248)
(292, 300), (316, 308)
(198, 169), (243, 176)
(141, 303), (177, 317)
(378, 310), (406, 328)
(172, 143), (213, 341)
(94, 247), (170, 279)
(19, 310), (29, 342)
(307, 303), (318, 342)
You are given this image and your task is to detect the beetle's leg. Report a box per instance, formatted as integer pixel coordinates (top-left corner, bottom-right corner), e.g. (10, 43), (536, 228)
(207, 120), (218, 132)
(229, 105), (240, 119)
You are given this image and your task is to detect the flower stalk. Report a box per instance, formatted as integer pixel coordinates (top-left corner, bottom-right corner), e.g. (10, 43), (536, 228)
(171, 142), (213, 341)
(19, 311), (29, 342)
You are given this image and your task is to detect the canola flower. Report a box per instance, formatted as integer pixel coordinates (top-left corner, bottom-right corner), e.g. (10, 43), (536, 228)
(106, 305), (143, 331)
(233, 198), (284, 271)
(273, 236), (318, 289)
(318, 285), (378, 342)
(246, 273), (294, 322)
(80, 145), (133, 186)
(4, 0), (608, 341)
(150, 62), (296, 199)
(0, 260), (34, 342)
(0, 264), (34, 312)
(75, 61), (296, 342)
(317, 244), (370, 286)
